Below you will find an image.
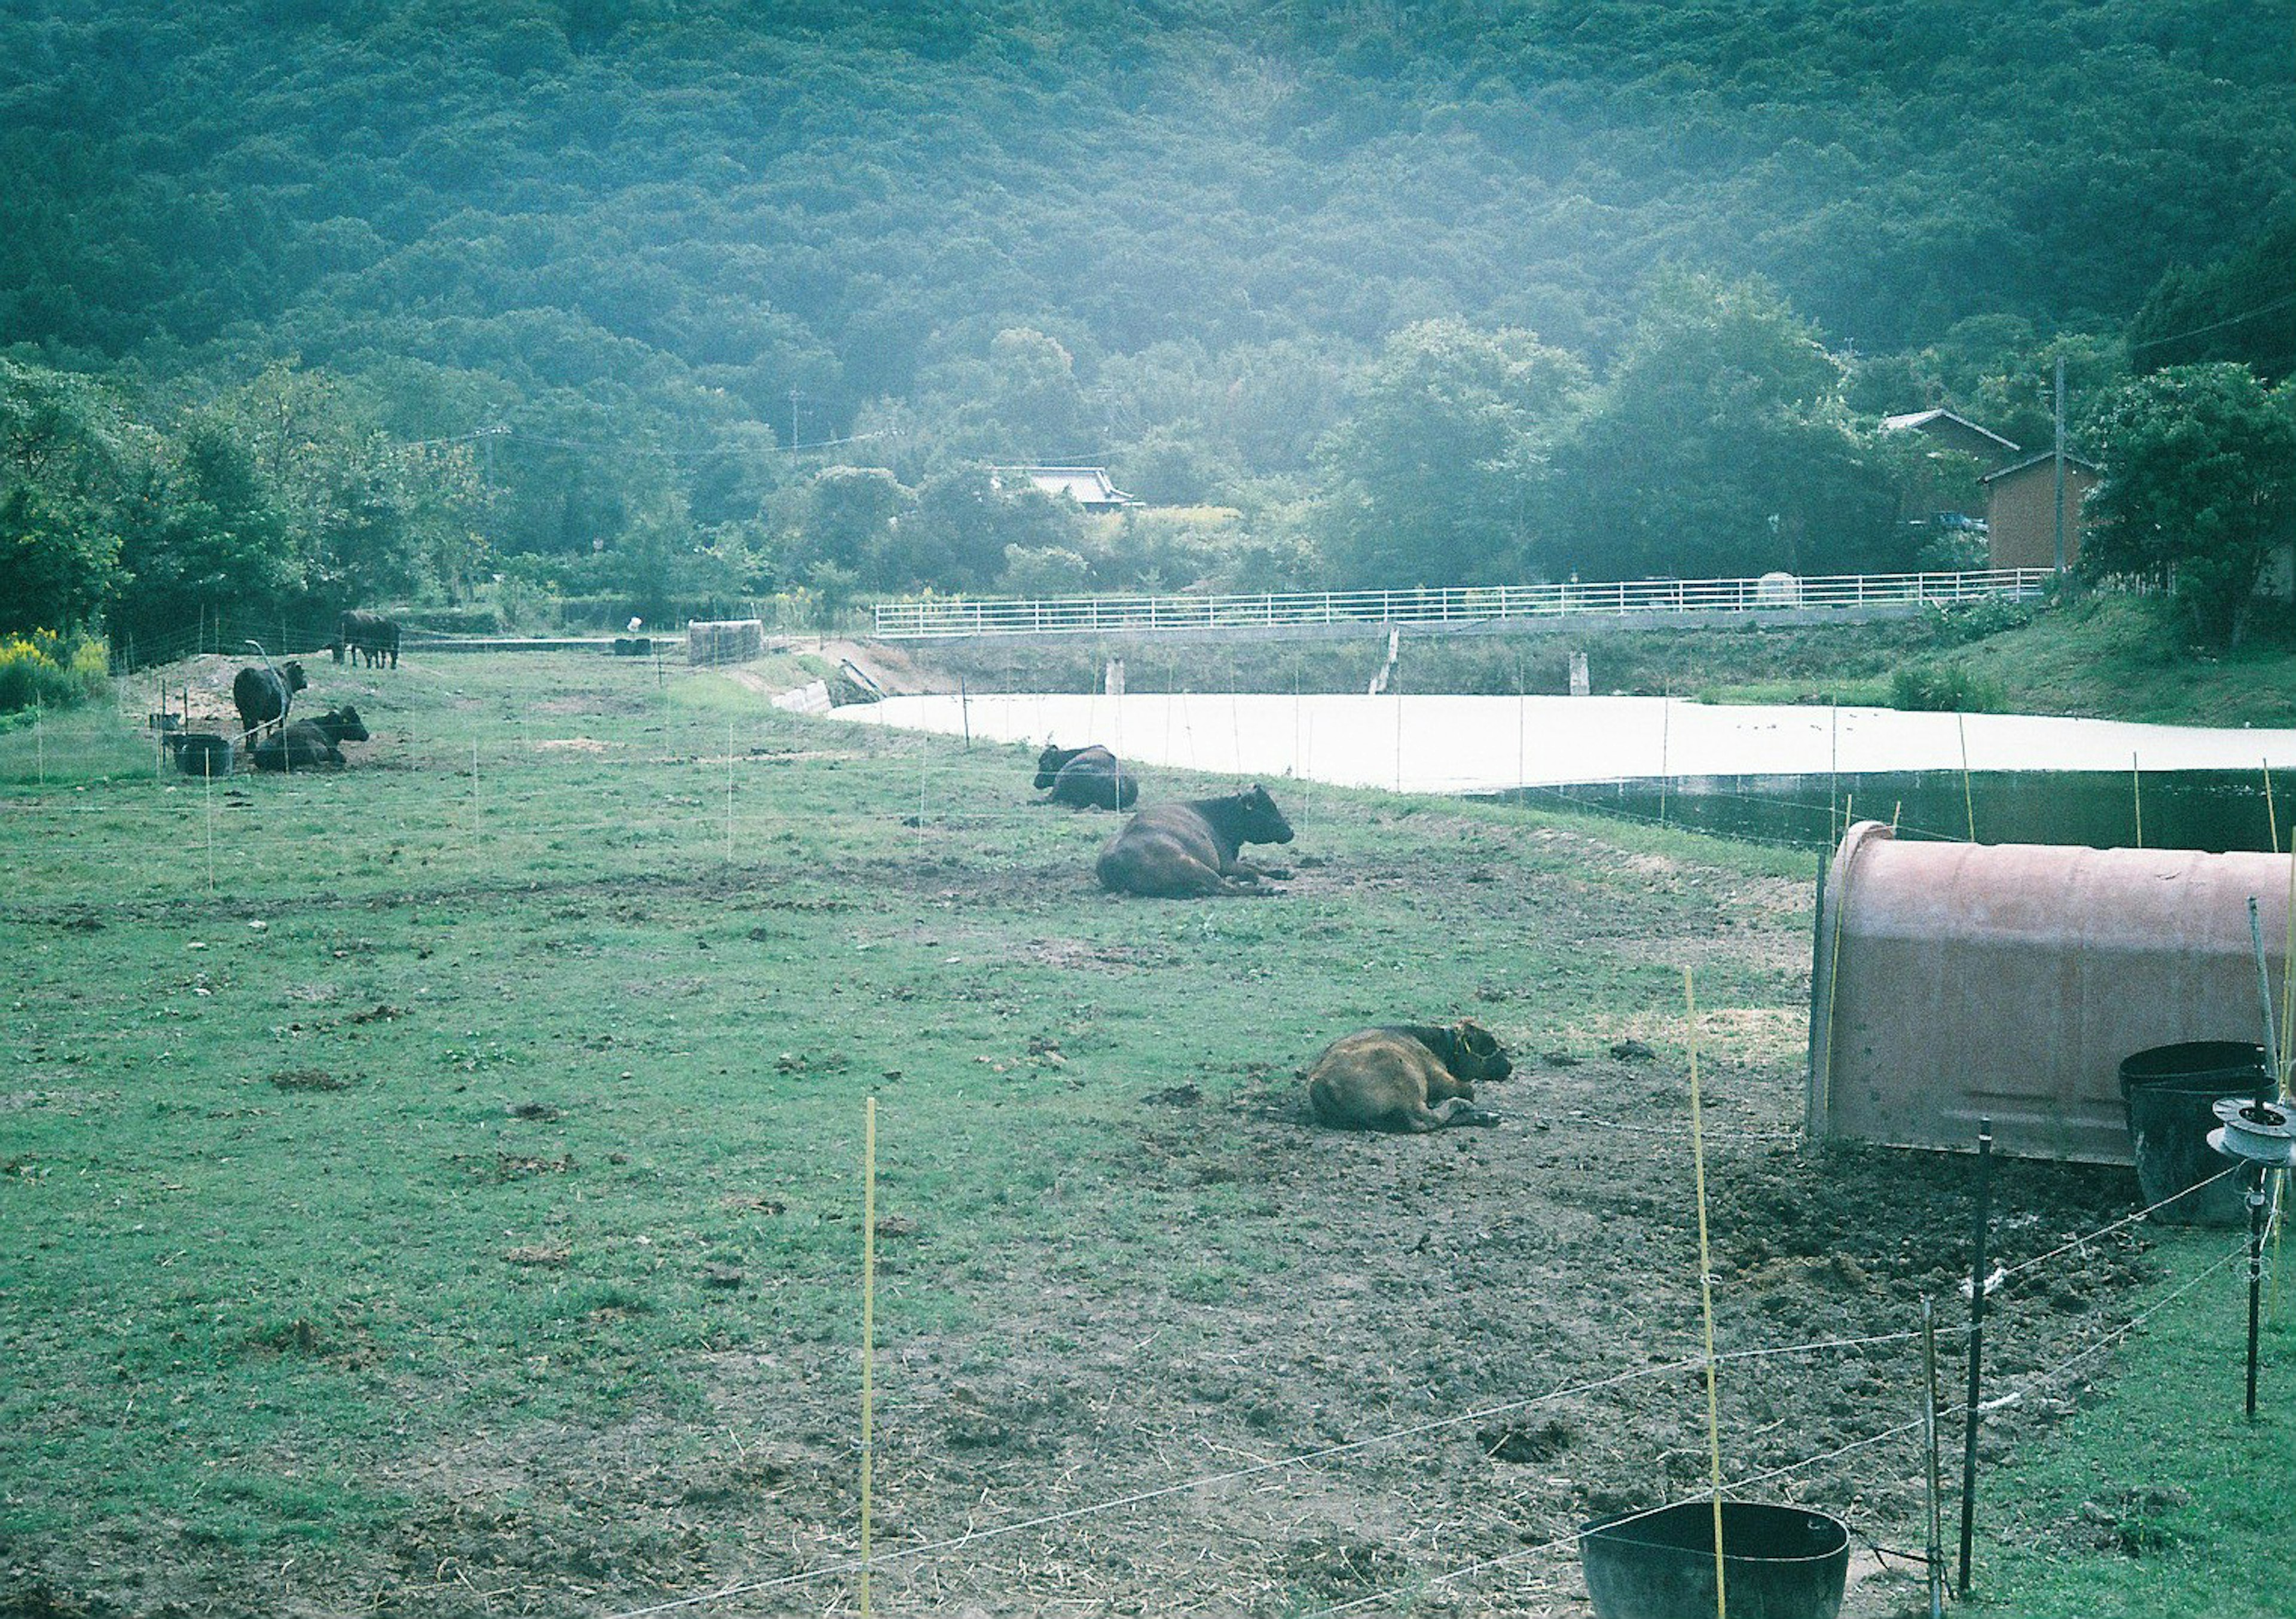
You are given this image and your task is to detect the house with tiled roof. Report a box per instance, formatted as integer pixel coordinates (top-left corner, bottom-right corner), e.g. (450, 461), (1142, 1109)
(992, 466), (1139, 513)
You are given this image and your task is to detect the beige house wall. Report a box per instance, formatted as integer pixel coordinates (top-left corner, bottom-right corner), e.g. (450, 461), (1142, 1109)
(1986, 460), (2098, 571)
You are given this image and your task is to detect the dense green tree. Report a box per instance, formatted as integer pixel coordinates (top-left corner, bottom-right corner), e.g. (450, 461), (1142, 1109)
(2128, 215), (2296, 383)
(1315, 319), (1587, 587)
(2082, 363), (2296, 650)
(1112, 424), (1237, 508)
(1000, 541), (1092, 598)
(112, 414), (300, 652)
(215, 363), (474, 610)
(904, 327), (1095, 466)
(1551, 273), (1902, 581)
(896, 466), (1083, 594)
(0, 361), (138, 634)
(781, 465), (912, 589)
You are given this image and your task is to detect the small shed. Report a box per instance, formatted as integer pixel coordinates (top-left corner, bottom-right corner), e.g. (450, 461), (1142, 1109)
(1810, 821), (2291, 1163)
(1981, 451), (2099, 572)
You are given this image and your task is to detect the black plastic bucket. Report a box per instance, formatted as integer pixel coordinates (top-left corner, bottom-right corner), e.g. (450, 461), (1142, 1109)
(169, 732), (234, 778)
(1580, 1501), (1849, 1619)
(2120, 1041), (2272, 1228)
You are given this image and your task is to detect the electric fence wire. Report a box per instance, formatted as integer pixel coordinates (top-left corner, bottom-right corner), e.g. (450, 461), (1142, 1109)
(1302, 1415), (1934, 1618)
(1992, 1162), (2250, 1297)
(1979, 1234), (2250, 1417)
(587, 1171), (2269, 1618)
(1509, 778), (2009, 852)
(1305, 1226), (2258, 1618)
(597, 1328), (1937, 1619)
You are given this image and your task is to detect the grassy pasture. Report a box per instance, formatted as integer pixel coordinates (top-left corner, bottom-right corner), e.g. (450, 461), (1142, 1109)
(0, 649), (2276, 1617)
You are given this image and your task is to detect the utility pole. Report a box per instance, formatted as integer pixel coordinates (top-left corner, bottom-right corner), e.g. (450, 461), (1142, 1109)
(478, 422), (508, 488)
(2051, 355), (2067, 574)
(789, 389), (802, 453)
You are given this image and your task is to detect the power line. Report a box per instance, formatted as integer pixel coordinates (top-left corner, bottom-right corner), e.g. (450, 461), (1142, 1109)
(396, 425), (894, 462)
(2129, 288), (2296, 354)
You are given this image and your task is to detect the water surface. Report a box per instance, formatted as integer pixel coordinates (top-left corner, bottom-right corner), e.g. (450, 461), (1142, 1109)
(1503, 768), (2296, 853)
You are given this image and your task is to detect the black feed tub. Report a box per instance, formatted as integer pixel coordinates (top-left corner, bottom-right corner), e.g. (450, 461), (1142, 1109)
(1580, 1501), (1849, 1619)
(2120, 1041), (2273, 1228)
(166, 732), (234, 778)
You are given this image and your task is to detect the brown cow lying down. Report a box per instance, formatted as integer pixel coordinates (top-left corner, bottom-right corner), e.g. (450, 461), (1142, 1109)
(1095, 784), (1293, 897)
(1306, 1021), (1512, 1132)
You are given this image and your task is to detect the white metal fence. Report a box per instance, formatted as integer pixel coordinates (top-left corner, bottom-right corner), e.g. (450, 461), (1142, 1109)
(871, 569), (2054, 640)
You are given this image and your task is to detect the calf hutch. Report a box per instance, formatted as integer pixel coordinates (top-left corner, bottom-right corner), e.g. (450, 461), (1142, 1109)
(1810, 821), (2291, 1164)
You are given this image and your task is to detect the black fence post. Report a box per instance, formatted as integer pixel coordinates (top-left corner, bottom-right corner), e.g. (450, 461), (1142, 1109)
(1958, 1117), (1993, 1597)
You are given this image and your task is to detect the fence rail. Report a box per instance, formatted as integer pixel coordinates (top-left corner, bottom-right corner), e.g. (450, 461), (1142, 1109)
(872, 569), (2054, 640)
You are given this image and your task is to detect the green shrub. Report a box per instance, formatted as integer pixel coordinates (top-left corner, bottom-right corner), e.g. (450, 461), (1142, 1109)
(1889, 661), (2002, 713)
(0, 629), (108, 714)
(1928, 595), (2040, 646)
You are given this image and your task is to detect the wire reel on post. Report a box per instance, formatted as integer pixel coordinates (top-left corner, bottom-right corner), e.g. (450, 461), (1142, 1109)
(2207, 1096), (2296, 1421)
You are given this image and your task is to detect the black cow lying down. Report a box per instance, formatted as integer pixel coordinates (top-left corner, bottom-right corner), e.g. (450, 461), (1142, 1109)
(1306, 1021), (1513, 1132)
(1033, 743), (1138, 810)
(1095, 784), (1293, 897)
(251, 706), (370, 771)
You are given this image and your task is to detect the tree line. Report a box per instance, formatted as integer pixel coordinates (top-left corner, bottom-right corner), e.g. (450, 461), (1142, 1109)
(2, 0), (2292, 661)
(10, 262), (2290, 660)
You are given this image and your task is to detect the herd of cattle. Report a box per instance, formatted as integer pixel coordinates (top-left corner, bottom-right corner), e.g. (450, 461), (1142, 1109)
(169, 639), (1503, 1132)
(163, 612), (401, 778)
(1036, 741), (1512, 1133)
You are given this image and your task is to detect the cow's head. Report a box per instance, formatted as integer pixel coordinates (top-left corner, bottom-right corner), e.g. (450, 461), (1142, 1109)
(323, 705), (370, 743)
(282, 660), (309, 694)
(1442, 1020), (1513, 1085)
(1034, 743), (1076, 789)
(1235, 783), (1295, 846)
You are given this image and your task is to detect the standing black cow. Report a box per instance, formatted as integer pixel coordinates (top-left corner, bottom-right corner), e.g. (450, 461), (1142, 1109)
(336, 610), (400, 670)
(232, 661), (307, 746)
(1095, 784), (1295, 897)
(1033, 743), (1138, 810)
(251, 705), (369, 772)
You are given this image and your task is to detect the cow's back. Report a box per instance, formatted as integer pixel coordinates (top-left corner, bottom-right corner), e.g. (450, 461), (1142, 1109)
(1095, 802), (1222, 895)
(1306, 1030), (1434, 1121)
(233, 666), (282, 735)
(253, 720), (342, 771)
(1052, 746), (1137, 810)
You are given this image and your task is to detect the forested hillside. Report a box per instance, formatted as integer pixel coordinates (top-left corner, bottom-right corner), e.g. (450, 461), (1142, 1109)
(4, 0), (2293, 646)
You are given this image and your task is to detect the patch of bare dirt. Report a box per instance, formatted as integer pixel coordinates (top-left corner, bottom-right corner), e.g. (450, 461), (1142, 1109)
(594, 1052), (2130, 1617)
